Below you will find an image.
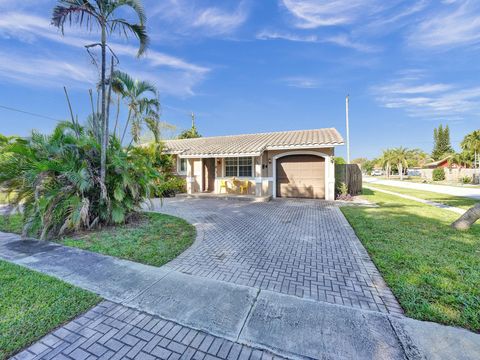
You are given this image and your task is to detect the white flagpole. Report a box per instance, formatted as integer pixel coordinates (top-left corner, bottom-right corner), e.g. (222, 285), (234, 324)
(346, 95), (350, 164)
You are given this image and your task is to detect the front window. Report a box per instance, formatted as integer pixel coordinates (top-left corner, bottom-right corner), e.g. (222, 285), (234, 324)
(178, 158), (187, 174)
(225, 157), (252, 177)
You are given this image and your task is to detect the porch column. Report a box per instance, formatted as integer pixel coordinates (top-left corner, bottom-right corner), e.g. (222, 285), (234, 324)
(325, 156), (335, 201)
(255, 156), (262, 196)
(186, 158), (194, 194)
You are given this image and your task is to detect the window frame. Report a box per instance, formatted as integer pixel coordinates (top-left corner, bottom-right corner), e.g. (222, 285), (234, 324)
(177, 157), (187, 175)
(223, 157), (253, 178)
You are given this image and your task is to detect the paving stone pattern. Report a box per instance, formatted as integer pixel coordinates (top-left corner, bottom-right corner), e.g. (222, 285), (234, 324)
(154, 198), (402, 314)
(13, 301), (285, 360)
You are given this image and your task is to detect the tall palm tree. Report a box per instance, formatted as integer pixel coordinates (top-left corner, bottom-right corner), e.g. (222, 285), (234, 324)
(51, 0), (149, 198)
(461, 130), (480, 169)
(391, 147), (409, 180)
(379, 149), (395, 179)
(112, 71), (159, 145)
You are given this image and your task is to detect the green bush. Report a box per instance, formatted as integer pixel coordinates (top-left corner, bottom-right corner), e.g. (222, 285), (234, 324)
(460, 176), (472, 184)
(156, 176), (186, 197)
(432, 168), (446, 181)
(0, 122), (162, 239)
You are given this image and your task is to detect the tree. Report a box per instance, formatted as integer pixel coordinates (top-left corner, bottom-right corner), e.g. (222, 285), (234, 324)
(432, 124), (454, 160)
(451, 204), (480, 230)
(112, 70), (159, 145)
(390, 147), (409, 180)
(379, 149), (395, 178)
(407, 149), (430, 168)
(461, 130), (480, 170)
(334, 157), (346, 165)
(178, 112), (201, 139)
(52, 0), (149, 200)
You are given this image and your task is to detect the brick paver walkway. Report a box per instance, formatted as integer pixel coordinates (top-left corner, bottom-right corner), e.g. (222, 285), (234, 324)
(13, 301), (284, 360)
(152, 198), (402, 314)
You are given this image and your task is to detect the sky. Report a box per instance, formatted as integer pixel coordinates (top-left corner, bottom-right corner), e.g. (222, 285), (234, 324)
(0, 0), (479, 159)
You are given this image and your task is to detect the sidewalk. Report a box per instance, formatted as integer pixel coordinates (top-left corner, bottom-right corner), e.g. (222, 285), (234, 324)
(364, 177), (480, 200)
(2, 231), (480, 360)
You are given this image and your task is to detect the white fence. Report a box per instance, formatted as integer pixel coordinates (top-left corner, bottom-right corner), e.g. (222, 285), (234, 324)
(420, 168), (480, 184)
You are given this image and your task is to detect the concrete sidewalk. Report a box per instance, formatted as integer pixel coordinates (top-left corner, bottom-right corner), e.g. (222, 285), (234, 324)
(2, 232), (480, 360)
(364, 177), (480, 200)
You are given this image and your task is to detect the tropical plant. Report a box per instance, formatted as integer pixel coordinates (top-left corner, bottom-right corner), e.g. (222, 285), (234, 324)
(461, 130), (480, 169)
(460, 176), (472, 184)
(379, 149), (395, 178)
(448, 152), (472, 168)
(390, 147), (409, 180)
(112, 70), (160, 145)
(178, 113), (201, 139)
(51, 0), (149, 200)
(0, 122), (160, 239)
(432, 168), (445, 181)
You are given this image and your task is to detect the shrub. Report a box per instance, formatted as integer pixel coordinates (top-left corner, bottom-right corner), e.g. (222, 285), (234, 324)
(432, 168), (445, 181)
(336, 182), (353, 201)
(460, 176), (472, 184)
(0, 122), (162, 239)
(156, 176), (186, 197)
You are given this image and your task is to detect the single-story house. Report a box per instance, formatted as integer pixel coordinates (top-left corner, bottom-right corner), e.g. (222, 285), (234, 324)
(163, 128), (344, 201)
(424, 156), (458, 169)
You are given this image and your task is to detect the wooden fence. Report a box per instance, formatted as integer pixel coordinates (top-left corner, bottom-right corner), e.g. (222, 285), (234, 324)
(335, 164), (363, 196)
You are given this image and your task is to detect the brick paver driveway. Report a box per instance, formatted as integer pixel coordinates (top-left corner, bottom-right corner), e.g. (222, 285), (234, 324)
(152, 198), (401, 314)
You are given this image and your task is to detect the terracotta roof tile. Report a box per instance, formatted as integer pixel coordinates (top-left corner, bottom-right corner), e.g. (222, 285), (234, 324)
(164, 128), (343, 157)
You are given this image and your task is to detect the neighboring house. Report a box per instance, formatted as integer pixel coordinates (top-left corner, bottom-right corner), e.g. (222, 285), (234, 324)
(424, 156), (458, 169)
(164, 128), (344, 201)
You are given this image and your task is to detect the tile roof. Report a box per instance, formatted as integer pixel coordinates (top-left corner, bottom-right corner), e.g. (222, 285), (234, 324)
(164, 128), (344, 157)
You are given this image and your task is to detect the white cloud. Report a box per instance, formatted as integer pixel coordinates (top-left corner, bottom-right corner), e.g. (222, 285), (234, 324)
(256, 29), (376, 52)
(409, 0), (480, 49)
(373, 72), (480, 118)
(280, 76), (320, 88)
(150, 0), (248, 36)
(280, 0), (385, 28)
(0, 12), (209, 96)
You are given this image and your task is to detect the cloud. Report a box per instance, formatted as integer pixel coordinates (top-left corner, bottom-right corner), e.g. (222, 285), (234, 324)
(409, 0), (480, 49)
(373, 72), (480, 119)
(150, 0), (248, 36)
(0, 12), (209, 96)
(280, 0), (385, 28)
(280, 76), (320, 88)
(256, 29), (376, 52)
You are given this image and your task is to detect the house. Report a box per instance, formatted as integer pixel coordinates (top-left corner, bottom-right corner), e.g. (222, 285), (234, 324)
(424, 156), (458, 169)
(163, 128), (344, 201)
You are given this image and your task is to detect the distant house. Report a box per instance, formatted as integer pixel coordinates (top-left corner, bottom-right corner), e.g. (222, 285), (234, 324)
(424, 156), (458, 169)
(164, 128), (344, 201)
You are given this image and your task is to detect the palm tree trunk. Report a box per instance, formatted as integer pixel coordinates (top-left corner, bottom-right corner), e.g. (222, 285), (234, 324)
(99, 23), (107, 200)
(451, 203), (480, 230)
(399, 163), (403, 180)
(121, 108), (133, 144)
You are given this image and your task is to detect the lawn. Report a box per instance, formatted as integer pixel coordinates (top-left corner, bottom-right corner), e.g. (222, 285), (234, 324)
(341, 189), (480, 331)
(0, 260), (100, 360)
(364, 183), (479, 210)
(0, 212), (196, 267)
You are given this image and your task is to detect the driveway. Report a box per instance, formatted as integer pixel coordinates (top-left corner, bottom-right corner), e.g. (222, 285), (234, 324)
(365, 177), (480, 200)
(152, 197), (401, 315)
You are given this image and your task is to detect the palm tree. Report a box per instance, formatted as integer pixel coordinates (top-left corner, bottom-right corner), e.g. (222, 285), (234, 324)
(51, 0), (149, 198)
(379, 149), (395, 179)
(390, 147), (409, 180)
(461, 130), (480, 169)
(112, 71), (159, 145)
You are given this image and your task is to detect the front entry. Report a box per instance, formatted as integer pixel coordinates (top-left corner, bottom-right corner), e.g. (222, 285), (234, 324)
(202, 158), (215, 192)
(276, 155), (325, 199)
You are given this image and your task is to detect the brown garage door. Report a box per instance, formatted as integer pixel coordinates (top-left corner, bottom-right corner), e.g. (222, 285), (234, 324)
(276, 155), (325, 199)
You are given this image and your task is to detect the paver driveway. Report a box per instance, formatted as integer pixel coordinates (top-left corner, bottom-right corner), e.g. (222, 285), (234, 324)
(151, 198), (401, 314)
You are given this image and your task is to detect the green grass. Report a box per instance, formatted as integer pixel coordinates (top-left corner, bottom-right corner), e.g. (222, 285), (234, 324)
(0, 213), (195, 267)
(0, 260), (100, 360)
(60, 213), (195, 267)
(0, 214), (22, 234)
(365, 183), (479, 210)
(341, 189), (480, 331)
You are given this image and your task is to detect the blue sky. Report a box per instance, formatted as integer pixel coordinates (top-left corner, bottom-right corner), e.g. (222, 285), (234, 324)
(0, 0), (479, 159)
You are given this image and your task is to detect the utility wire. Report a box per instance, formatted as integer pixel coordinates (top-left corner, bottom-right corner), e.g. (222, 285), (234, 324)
(0, 104), (62, 122)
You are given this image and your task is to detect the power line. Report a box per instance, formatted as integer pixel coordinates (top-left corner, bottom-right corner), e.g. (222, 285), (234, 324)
(0, 104), (62, 122)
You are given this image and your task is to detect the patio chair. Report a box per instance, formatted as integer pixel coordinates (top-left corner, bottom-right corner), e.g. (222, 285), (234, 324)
(219, 179), (228, 193)
(239, 180), (249, 194)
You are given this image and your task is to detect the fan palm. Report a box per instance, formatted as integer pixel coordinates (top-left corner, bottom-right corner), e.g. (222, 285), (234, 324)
(461, 130), (480, 169)
(379, 149), (395, 179)
(112, 70), (159, 144)
(51, 0), (149, 196)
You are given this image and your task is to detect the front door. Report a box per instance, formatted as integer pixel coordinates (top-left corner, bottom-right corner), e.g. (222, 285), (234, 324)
(203, 159), (215, 192)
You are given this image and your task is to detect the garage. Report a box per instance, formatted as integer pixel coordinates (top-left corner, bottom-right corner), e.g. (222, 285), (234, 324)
(276, 155), (325, 199)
